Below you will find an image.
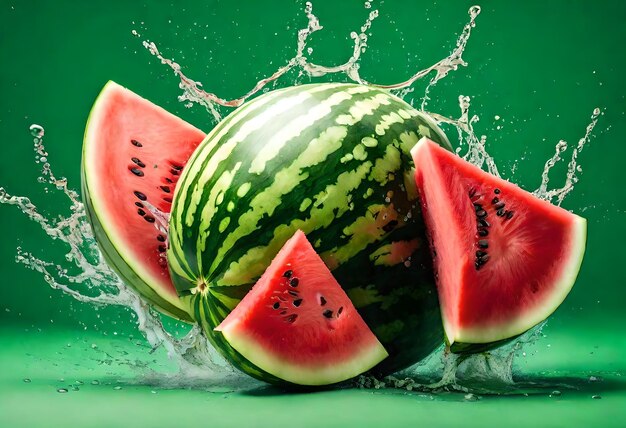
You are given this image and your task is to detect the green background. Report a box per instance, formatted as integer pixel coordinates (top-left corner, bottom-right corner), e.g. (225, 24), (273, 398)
(0, 0), (625, 426)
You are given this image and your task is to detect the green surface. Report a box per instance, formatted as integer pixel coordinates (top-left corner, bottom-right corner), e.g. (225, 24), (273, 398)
(0, 323), (624, 427)
(1, 0), (625, 426)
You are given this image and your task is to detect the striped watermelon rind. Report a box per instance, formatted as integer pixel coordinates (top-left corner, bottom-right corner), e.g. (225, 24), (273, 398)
(168, 83), (451, 376)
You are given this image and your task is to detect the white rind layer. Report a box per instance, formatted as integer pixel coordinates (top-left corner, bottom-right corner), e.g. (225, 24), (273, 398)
(219, 324), (389, 386)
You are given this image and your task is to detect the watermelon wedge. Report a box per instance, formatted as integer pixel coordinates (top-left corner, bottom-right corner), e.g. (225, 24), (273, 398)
(82, 81), (205, 322)
(216, 230), (388, 386)
(411, 138), (586, 350)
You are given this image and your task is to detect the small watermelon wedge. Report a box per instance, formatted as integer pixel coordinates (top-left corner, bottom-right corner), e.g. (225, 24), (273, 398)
(411, 138), (586, 351)
(82, 81), (205, 322)
(216, 230), (388, 386)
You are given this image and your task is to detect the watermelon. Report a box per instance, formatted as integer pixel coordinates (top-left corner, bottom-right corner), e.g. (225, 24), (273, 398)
(216, 230), (388, 386)
(168, 83), (451, 374)
(82, 81), (205, 321)
(411, 137), (587, 351)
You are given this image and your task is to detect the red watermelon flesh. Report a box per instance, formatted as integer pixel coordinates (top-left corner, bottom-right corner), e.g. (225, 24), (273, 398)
(411, 138), (586, 347)
(82, 81), (205, 321)
(216, 230), (388, 386)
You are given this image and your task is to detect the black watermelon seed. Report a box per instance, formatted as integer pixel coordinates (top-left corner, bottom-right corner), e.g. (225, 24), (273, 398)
(497, 209), (505, 216)
(144, 216), (155, 223)
(137, 208), (146, 216)
(382, 220), (398, 233)
(494, 202), (505, 210)
(473, 203), (483, 211)
(158, 245), (167, 253)
(131, 139), (142, 147)
(293, 299), (303, 307)
(162, 196), (173, 204)
(478, 228), (489, 237)
(480, 254), (491, 263)
(476, 250), (487, 258)
(491, 197), (499, 204)
(288, 290), (299, 297)
(130, 168), (144, 177)
(323, 309), (333, 319)
(283, 270), (293, 278)
(494, 188), (501, 194)
(337, 306), (344, 315)
(134, 191), (147, 201)
(272, 302), (280, 310)
(476, 209), (487, 218)
(478, 219), (490, 227)
(475, 261), (483, 270)
(478, 240), (489, 248)
(289, 277), (299, 287)
(285, 314), (298, 323)
(134, 202), (144, 208)
(505, 210), (514, 219)
(160, 186), (171, 193)
(170, 169), (180, 176)
(319, 296), (327, 306)
(157, 235), (166, 242)
(131, 157), (146, 168)
(164, 178), (173, 184)
(171, 164), (183, 171)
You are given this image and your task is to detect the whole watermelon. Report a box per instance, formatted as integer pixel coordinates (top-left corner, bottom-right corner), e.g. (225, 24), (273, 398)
(168, 83), (450, 377)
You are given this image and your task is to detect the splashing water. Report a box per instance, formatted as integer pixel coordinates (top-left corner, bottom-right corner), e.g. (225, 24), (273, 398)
(141, 2), (480, 123)
(0, 2), (602, 394)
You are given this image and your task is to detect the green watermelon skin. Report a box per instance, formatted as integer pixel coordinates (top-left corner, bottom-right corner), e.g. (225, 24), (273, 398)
(168, 83), (450, 374)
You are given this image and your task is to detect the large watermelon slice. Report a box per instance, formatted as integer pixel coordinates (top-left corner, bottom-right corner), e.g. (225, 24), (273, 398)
(216, 230), (388, 386)
(411, 138), (587, 350)
(82, 81), (205, 321)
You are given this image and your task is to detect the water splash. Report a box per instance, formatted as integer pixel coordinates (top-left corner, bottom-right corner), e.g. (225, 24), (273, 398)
(1, 127), (238, 386)
(534, 107), (602, 205)
(140, 2), (480, 123)
(0, 2), (602, 394)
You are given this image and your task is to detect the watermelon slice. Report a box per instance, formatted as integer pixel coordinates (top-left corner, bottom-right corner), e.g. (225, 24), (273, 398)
(82, 81), (205, 322)
(411, 138), (586, 350)
(216, 230), (388, 386)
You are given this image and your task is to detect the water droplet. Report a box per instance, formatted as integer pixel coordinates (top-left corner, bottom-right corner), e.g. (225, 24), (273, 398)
(91, 380), (100, 385)
(469, 5), (481, 17)
(464, 393), (479, 401)
(113, 386), (123, 390)
(56, 388), (68, 393)
(550, 390), (561, 397)
(593, 107), (601, 116)
(29, 124), (44, 138)
(23, 378), (31, 383)
(589, 375), (601, 382)
(592, 394), (602, 399)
